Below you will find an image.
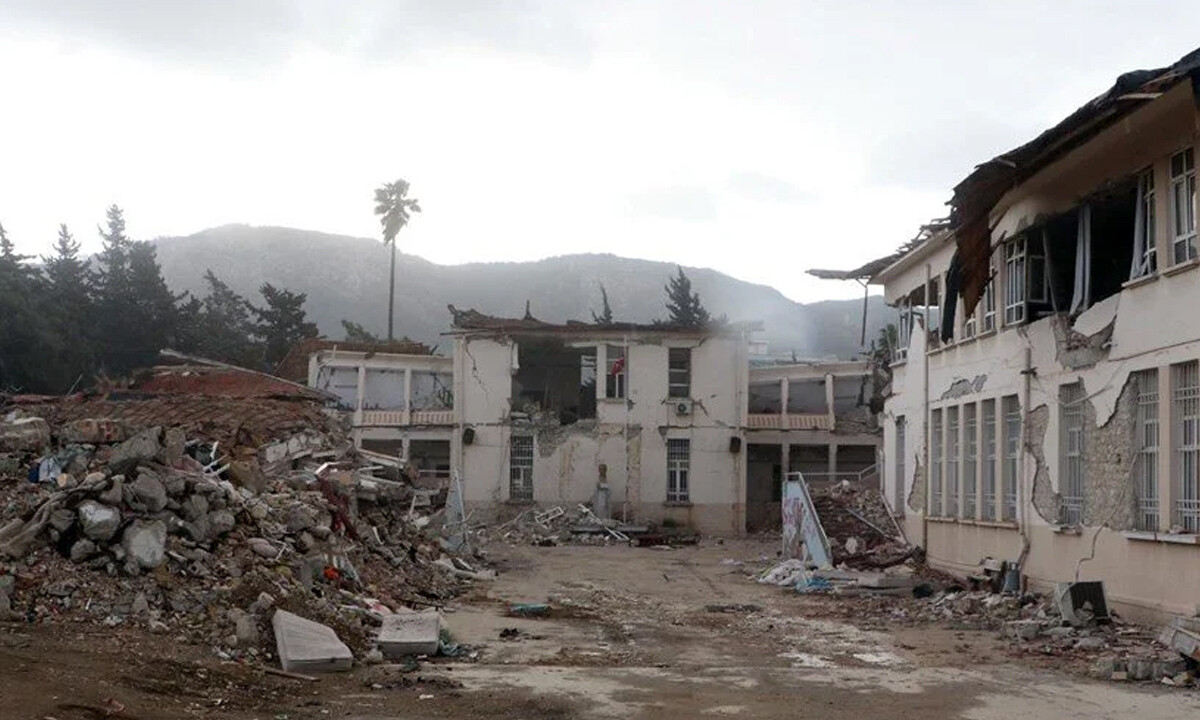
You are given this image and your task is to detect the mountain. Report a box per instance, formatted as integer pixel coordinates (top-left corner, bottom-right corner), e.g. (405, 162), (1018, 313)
(150, 225), (893, 359)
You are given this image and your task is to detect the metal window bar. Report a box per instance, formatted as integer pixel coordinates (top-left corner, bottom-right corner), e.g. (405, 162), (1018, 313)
(1059, 383), (1085, 525)
(509, 435), (534, 501)
(667, 438), (690, 502)
(1133, 370), (1160, 531)
(930, 409), (943, 516)
(1002, 396), (1020, 521)
(964, 404), (977, 519)
(1174, 361), (1200, 532)
(946, 407), (960, 517)
(982, 400), (997, 520)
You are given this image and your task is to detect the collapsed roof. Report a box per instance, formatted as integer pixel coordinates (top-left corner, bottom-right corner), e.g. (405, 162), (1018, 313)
(445, 305), (762, 335)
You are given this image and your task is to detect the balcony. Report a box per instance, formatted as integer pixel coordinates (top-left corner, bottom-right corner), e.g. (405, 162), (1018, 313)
(747, 413), (832, 431)
(359, 409), (455, 426)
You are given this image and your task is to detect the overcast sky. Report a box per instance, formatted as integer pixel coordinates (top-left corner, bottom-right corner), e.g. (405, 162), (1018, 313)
(1, 1), (1196, 303)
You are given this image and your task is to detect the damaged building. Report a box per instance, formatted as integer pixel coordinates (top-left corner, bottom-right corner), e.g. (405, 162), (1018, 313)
(811, 47), (1200, 621)
(292, 308), (880, 536)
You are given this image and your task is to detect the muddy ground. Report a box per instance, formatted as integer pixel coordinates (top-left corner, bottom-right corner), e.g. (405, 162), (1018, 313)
(3, 539), (1199, 719)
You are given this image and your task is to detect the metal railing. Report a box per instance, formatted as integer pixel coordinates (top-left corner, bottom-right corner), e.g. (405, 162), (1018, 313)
(747, 413), (832, 430)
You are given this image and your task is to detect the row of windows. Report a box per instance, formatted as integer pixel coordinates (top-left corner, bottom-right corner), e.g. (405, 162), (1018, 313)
(508, 435), (691, 502)
(898, 360), (1200, 532)
(600, 346), (692, 400)
(893, 147), (1197, 360)
(899, 396), (1020, 522)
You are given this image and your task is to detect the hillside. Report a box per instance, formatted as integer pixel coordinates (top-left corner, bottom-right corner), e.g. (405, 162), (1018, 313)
(150, 225), (892, 358)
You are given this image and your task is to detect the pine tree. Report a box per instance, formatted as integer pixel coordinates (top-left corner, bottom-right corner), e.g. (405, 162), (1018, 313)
(663, 267), (710, 326)
(126, 241), (178, 369)
(41, 224), (96, 390)
(255, 283), (318, 368)
(0, 223), (58, 391)
(191, 270), (261, 367)
(591, 283), (614, 325)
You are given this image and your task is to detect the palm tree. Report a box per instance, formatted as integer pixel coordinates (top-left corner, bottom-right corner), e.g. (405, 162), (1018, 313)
(373, 179), (422, 341)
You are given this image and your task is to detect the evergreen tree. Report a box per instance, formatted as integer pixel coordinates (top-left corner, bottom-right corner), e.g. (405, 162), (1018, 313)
(663, 267), (710, 326)
(41, 224), (96, 390)
(191, 270), (261, 367)
(255, 283), (318, 368)
(591, 283), (614, 325)
(0, 223), (58, 391)
(126, 241), (178, 368)
(92, 205), (136, 373)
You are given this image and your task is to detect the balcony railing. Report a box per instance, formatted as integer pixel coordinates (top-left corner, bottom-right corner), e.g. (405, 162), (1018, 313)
(359, 409), (455, 426)
(747, 413), (832, 430)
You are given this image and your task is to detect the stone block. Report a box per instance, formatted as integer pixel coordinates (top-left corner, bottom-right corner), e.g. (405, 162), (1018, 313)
(62, 418), (127, 444)
(108, 426), (162, 474)
(378, 611), (441, 658)
(0, 417), (51, 452)
(121, 519), (167, 570)
(272, 609), (353, 673)
(78, 500), (122, 541)
(127, 471), (168, 513)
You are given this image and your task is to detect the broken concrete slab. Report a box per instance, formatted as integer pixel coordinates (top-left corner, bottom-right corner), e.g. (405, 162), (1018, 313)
(377, 611), (441, 658)
(1159, 617), (1200, 661)
(272, 609), (353, 672)
(78, 500), (122, 542)
(62, 418), (128, 444)
(121, 519), (167, 570)
(0, 417), (51, 452)
(126, 470), (168, 513)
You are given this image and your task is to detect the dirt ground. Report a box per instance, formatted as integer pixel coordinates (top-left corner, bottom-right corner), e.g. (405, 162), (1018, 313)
(4, 538), (1199, 719)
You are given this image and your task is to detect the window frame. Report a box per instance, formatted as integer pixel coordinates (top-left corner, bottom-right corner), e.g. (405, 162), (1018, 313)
(604, 344), (627, 399)
(1172, 361), (1200, 532)
(509, 434), (535, 501)
(1003, 238), (1027, 326)
(982, 399), (997, 520)
(1170, 148), (1197, 265)
(981, 259), (997, 333)
(1001, 395), (1020, 521)
(963, 403), (978, 520)
(1059, 382), (1086, 526)
(895, 415), (906, 513)
(930, 408), (943, 516)
(667, 347), (692, 398)
(1132, 369), (1160, 531)
(946, 406), (960, 517)
(666, 437), (690, 503)
(1137, 166), (1158, 276)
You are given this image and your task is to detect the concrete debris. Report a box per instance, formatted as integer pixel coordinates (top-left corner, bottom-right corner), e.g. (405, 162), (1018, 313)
(0, 401), (484, 665)
(0, 416), (52, 453)
(377, 611), (442, 658)
(273, 609), (353, 673)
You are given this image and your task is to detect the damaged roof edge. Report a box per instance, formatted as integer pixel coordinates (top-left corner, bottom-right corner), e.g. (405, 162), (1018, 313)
(444, 304), (763, 336)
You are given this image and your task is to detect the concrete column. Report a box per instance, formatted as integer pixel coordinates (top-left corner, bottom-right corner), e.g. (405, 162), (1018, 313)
(781, 442), (791, 479)
(596, 344), (607, 402)
(403, 367), (413, 425)
(824, 373), (836, 430)
(828, 442), (838, 479)
(780, 377), (789, 429)
(354, 365), (366, 427)
(401, 436), (411, 463)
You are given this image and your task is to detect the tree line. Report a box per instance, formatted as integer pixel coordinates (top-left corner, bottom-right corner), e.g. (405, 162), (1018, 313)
(0, 206), (318, 394)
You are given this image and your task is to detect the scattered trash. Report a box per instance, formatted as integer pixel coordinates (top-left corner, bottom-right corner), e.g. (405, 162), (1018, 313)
(509, 602), (551, 618)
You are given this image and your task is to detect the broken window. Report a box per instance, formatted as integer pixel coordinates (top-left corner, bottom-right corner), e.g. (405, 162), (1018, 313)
(1003, 238), (1027, 325)
(1059, 382), (1086, 525)
(981, 261), (996, 333)
(410, 371), (454, 410)
(930, 408), (943, 516)
(362, 369), (406, 410)
(605, 344), (626, 400)
(748, 382), (782, 414)
(509, 435), (534, 501)
(982, 399), (997, 521)
(316, 365), (359, 410)
(1172, 360), (1200, 532)
(895, 298), (912, 361)
(789, 379), (827, 414)
(962, 298), (976, 339)
(668, 348), (691, 398)
(946, 406), (960, 517)
(1133, 369), (1160, 531)
(1002, 395), (1020, 522)
(894, 416), (906, 511)
(964, 403), (977, 519)
(511, 339), (596, 423)
(1170, 148), (1197, 265)
(1028, 233), (1048, 304)
(1130, 167), (1157, 279)
(667, 438), (690, 502)
(927, 277), (941, 348)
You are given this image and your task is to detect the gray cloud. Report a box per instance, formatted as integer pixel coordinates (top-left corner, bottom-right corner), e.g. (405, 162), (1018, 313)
(626, 185), (718, 222)
(0, 0), (595, 66)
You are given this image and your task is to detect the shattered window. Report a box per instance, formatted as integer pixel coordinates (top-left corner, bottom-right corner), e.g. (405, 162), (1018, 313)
(509, 435), (534, 501)
(1170, 148), (1196, 265)
(1004, 238), (1026, 326)
(1059, 383), (1085, 526)
(667, 438), (690, 502)
(605, 345), (626, 399)
(981, 259), (997, 333)
(1133, 370), (1159, 531)
(668, 348), (691, 398)
(411, 371), (454, 410)
(1134, 167), (1157, 277)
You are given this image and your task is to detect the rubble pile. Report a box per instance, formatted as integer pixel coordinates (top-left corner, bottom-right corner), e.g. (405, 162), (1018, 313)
(810, 484), (911, 568)
(0, 407), (487, 663)
(476, 503), (694, 548)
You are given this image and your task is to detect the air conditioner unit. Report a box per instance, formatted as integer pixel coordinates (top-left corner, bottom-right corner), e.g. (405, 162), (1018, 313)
(674, 399), (693, 416)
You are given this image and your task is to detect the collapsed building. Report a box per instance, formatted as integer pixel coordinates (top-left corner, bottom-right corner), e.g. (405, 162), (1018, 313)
(811, 47), (1200, 621)
(294, 308), (881, 536)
